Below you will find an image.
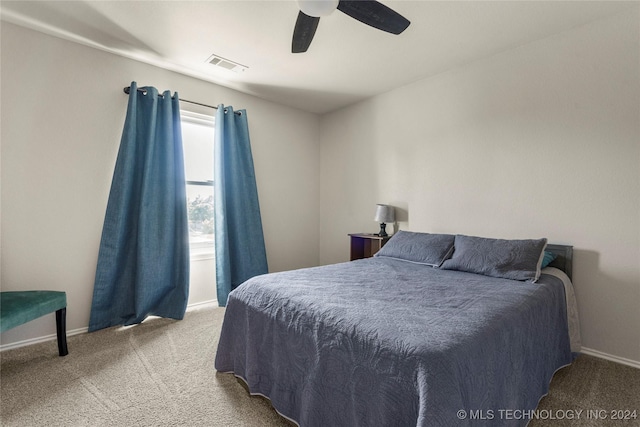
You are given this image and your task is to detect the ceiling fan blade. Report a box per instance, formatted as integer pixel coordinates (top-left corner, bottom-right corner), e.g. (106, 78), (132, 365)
(292, 11), (320, 53)
(337, 0), (410, 35)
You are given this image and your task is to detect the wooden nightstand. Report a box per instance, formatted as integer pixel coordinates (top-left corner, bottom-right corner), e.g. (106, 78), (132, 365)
(348, 233), (391, 261)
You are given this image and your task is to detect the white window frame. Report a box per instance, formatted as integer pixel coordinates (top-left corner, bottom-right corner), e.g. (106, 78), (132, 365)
(181, 110), (215, 261)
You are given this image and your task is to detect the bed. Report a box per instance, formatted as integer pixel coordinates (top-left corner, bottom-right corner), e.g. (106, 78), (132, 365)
(215, 232), (581, 426)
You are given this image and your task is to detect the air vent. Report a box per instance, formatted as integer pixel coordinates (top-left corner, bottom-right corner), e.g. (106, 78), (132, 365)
(206, 54), (248, 73)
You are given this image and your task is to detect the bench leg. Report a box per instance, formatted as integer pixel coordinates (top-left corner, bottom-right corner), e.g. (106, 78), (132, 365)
(55, 308), (69, 356)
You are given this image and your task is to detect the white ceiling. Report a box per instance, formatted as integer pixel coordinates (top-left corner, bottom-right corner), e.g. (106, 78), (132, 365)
(1, 1), (635, 114)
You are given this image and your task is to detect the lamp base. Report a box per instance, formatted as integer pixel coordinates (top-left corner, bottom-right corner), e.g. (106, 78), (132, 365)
(377, 223), (388, 237)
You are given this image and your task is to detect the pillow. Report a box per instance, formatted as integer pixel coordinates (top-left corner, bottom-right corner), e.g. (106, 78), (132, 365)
(374, 230), (455, 267)
(541, 250), (557, 269)
(440, 235), (547, 282)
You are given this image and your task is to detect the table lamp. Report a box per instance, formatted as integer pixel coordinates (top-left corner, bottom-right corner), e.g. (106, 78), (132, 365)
(374, 204), (395, 237)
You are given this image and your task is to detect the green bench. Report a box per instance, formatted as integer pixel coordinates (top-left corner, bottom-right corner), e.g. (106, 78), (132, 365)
(0, 291), (69, 356)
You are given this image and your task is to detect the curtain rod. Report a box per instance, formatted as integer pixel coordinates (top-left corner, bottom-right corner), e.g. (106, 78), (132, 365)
(123, 86), (241, 115)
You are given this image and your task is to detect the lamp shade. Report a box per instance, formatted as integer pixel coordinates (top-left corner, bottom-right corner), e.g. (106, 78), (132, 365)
(374, 204), (395, 223)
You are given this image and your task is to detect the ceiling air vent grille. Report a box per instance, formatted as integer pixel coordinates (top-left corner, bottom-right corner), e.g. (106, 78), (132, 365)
(206, 54), (247, 73)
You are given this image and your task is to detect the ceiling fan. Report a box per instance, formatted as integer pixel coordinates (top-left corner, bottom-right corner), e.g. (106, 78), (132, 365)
(292, 0), (410, 53)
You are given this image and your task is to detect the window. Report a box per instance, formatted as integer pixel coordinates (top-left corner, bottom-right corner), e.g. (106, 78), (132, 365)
(181, 111), (215, 259)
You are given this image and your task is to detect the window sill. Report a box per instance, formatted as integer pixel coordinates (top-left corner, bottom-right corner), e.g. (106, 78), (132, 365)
(190, 248), (215, 262)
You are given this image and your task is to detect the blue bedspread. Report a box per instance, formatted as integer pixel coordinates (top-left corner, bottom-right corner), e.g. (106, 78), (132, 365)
(215, 257), (572, 426)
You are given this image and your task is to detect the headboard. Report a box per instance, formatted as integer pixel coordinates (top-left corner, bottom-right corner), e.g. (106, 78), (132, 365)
(545, 244), (573, 282)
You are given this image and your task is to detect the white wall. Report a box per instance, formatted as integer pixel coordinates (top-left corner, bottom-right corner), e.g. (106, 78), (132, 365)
(0, 22), (321, 345)
(319, 11), (640, 363)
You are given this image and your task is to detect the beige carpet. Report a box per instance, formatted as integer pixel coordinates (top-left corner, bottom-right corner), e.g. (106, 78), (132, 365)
(1, 306), (638, 426)
(532, 352), (640, 427)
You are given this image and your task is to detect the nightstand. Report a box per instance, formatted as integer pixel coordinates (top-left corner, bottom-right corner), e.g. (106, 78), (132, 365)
(348, 233), (391, 261)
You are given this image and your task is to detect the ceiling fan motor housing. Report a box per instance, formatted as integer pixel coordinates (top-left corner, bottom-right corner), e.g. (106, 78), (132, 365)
(297, 0), (339, 17)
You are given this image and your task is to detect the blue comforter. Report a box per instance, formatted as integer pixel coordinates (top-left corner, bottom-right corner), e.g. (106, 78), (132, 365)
(215, 257), (572, 426)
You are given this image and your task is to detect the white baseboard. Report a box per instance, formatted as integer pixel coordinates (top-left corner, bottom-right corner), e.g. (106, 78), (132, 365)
(0, 326), (88, 352)
(186, 299), (218, 311)
(0, 300), (219, 353)
(581, 347), (640, 369)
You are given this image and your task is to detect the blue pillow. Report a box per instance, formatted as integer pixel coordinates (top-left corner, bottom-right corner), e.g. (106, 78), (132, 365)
(375, 231), (455, 267)
(541, 250), (557, 269)
(440, 235), (547, 282)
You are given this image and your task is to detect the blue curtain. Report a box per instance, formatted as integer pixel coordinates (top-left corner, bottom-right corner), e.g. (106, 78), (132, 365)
(89, 82), (190, 332)
(214, 106), (268, 306)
